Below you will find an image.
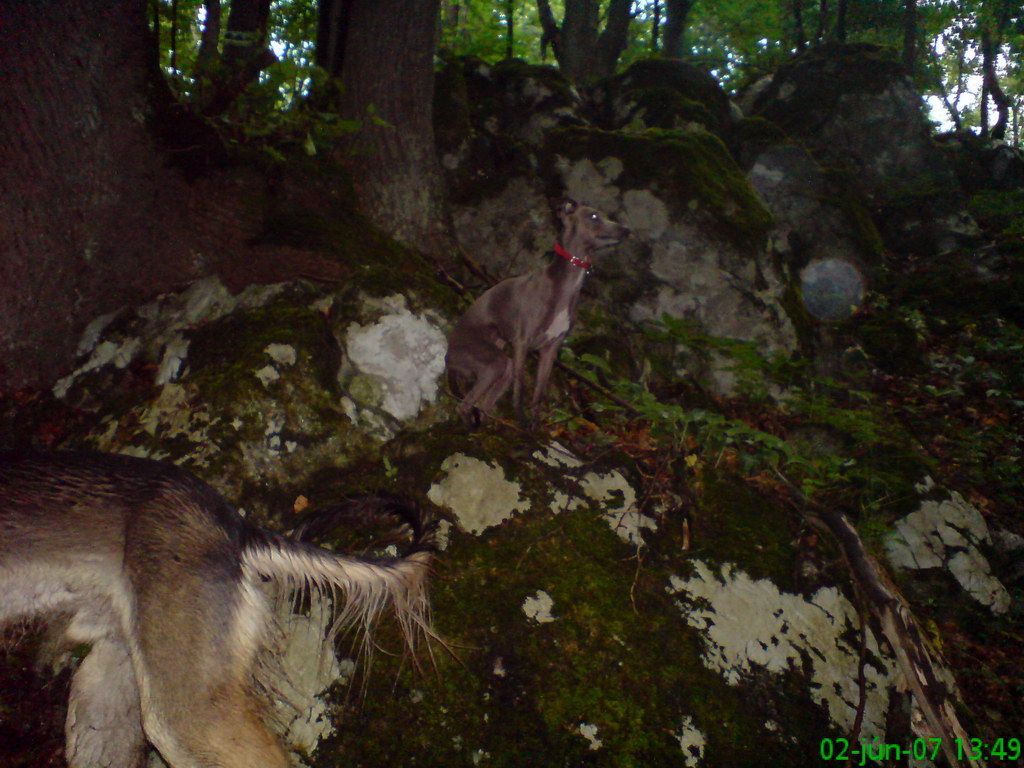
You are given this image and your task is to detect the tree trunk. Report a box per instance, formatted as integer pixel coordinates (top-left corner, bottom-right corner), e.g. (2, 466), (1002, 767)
(0, 0), (202, 388)
(816, 0), (828, 41)
(200, 0), (275, 115)
(835, 0), (847, 42)
(505, 0), (515, 59)
(652, 0), (661, 53)
(595, 0), (634, 79)
(901, 0), (917, 73)
(981, 26), (1009, 139)
(315, 0), (349, 75)
(330, 0), (457, 268)
(537, 0), (560, 62)
(793, 0), (807, 53)
(662, 0), (696, 60)
(222, 0), (271, 66)
(560, 0), (600, 83)
(196, 0), (222, 69)
(535, 0), (632, 84)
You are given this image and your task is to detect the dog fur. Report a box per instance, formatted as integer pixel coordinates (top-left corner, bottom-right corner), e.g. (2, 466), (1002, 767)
(0, 450), (436, 768)
(446, 198), (629, 429)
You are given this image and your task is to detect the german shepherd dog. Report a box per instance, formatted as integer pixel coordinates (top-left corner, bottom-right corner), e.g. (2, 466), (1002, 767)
(0, 451), (436, 768)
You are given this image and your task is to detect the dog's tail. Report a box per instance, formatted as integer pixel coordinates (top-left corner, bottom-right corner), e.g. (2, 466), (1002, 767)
(240, 494), (438, 656)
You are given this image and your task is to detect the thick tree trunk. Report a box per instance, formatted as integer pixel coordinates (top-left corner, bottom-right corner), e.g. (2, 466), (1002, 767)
(793, 0), (807, 53)
(560, 0), (600, 83)
(596, 0), (634, 79)
(901, 0), (917, 73)
(536, 0), (632, 83)
(662, 0), (695, 60)
(222, 0), (271, 66)
(202, 0), (275, 115)
(835, 0), (847, 42)
(331, 0), (456, 269)
(315, 0), (349, 75)
(196, 0), (222, 69)
(0, 0), (201, 388)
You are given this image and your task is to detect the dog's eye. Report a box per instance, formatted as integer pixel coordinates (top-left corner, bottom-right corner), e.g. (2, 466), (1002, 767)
(590, 212), (599, 221)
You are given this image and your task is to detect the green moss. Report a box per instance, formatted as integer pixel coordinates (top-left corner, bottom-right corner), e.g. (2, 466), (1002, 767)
(616, 59), (731, 125)
(968, 189), (1024, 254)
(547, 126), (773, 249)
(310, 443), (841, 766)
(692, 469), (799, 591)
(854, 311), (924, 375)
(821, 169), (886, 266)
(751, 43), (906, 133)
(621, 87), (715, 130)
(778, 281), (817, 354)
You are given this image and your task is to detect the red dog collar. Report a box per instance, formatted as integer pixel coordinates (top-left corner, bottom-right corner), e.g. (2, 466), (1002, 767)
(555, 242), (591, 269)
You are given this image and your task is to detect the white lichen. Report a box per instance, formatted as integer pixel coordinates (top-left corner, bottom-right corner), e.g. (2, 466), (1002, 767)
(677, 715), (707, 767)
(667, 560), (892, 737)
(522, 590), (556, 624)
(345, 302), (447, 421)
(427, 454), (529, 534)
(885, 491), (1009, 614)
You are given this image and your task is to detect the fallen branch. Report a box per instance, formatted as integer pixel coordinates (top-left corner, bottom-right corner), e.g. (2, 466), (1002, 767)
(775, 471), (981, 768)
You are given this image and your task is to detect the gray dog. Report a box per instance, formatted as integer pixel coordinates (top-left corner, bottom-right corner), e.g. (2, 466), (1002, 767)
(0, 451), (436, 768)
(446, 198), (629, 428)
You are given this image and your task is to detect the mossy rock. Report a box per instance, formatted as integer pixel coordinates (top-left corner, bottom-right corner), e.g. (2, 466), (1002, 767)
(547, 126), (773, 249)
(618, 87), (715, 131)
(854, 312), (924, 375)
(457, 55), (579, 138)
(745, 42), (906, 136)
(730, 116), (791, 169)
(592, 58), (732, 139)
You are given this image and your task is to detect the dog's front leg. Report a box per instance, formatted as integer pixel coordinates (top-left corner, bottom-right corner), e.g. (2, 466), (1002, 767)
(511, 341), (530, 426)
(529, 341), (562, 430)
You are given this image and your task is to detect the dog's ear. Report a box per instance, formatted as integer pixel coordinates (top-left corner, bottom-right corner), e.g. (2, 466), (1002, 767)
(554, 197), (578, 219)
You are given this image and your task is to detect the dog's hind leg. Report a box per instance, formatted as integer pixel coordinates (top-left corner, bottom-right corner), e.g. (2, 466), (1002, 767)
(122, 495), (292, 768)
(132, 581), (291, 768)
(65, 636), (146, 768)
(457, 353), (514, 427)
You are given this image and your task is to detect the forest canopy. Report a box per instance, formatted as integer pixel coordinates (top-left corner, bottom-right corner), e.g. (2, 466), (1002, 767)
(152, 0), (1024, 144)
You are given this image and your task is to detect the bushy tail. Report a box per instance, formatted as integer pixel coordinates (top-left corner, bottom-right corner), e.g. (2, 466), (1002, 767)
(240, 494), (438, 658)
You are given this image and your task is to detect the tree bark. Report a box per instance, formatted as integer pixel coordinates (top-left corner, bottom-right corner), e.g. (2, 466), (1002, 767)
(222, 0), (271, 66)
(535, 0), (632, 84)
(560, 0), (600, 83)
(662, 0), (696, 60)
(596, 0), (634, 79)
(0, 0), (201, 388)
(901, 0), (917, 73)
(196, 0), (222, 69)
(980, 26), (1009, 139)
(537, 0), (560, 62)
(792, 0), (807, 53)
(329, 0), (457, 268)
(315, 0), (349, 75)
(835, 0), (847, 42)
(505, 0), (515, 59)
(651, 0), (661, 53)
